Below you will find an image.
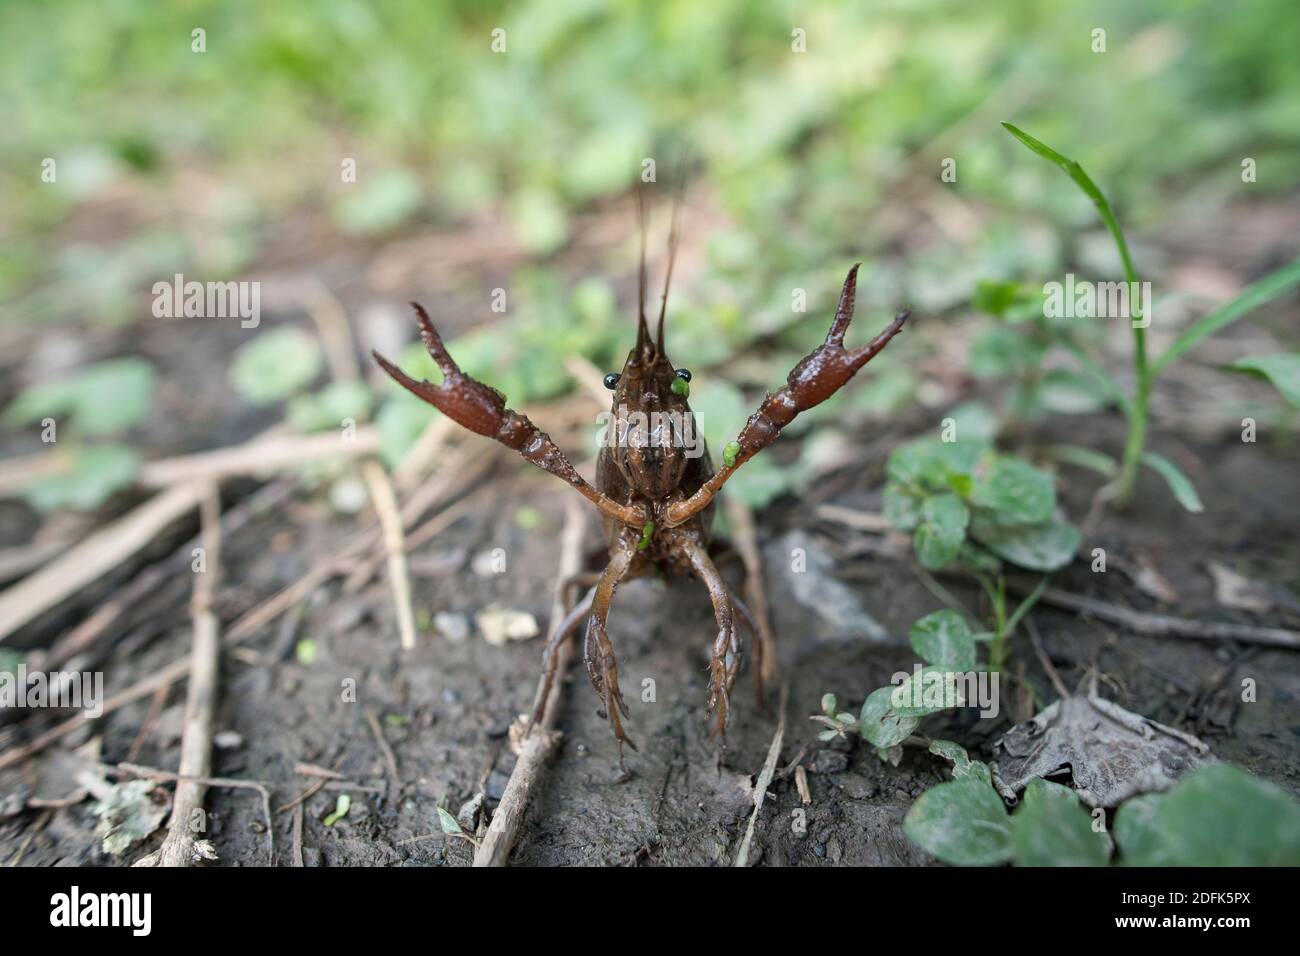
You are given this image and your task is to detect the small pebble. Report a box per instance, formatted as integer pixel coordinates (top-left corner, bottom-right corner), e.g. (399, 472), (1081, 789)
(809, 750), (850, 774)
(433, 612), (471, 643)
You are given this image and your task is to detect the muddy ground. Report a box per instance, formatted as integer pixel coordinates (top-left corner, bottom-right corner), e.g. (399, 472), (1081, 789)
(1, 195), (1298, 867)
(2, 408), (1297, 866)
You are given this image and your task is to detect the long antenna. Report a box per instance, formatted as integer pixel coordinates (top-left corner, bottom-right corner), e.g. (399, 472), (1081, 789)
(655, 173), (685, 354)
(635, 184), (651, 354)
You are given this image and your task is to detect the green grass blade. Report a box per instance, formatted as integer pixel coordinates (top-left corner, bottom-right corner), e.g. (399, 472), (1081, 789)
(1001, 122), (1140, 290)
(1154, 257), (1300, 374)
(1141, 452), (1204, 513)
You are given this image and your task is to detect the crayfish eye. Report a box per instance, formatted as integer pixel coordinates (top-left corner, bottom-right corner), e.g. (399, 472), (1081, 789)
(603, 372), (620, 390)
(675, 368), (692, 382)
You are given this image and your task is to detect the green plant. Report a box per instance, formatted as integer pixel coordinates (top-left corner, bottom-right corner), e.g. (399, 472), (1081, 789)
(812, 608), (1002, 761)
(904, 747), (1300, 867)
(883, 434), (1072, 669)
(1001, 122), (1300, 510)
(3, 358), (156, 510)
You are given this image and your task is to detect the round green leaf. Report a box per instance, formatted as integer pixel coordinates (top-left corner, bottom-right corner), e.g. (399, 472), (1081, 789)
(970, 457), (1055, 524)
(910, 609), (977, 671)
(914, 493), (969, 570)
(229, 328), (323, 406)
(904, 777), (1012, 866)
(1118, 763), (1300, 866)
(1112, 793), (1168, 865)
(1010, 778), (1109, 866)
(890, 666), (967, 717)
(5, 358), (156, 437)
(24, 444), (140, 512)
(882, 483), (922, 531)
(858, 686), (919, 749)
(971, 517), (1080, 572)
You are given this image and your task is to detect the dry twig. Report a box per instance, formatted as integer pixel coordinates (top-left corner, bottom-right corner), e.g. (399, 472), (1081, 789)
(735, 682), (788, 867)
(1011, 582), (1300, 650)
(473, 499), (588, 867)
(136, 486), (224, 867)
(361, 460), (418, 651)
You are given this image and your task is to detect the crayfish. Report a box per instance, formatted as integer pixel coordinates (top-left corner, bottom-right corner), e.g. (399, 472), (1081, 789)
(373, 198), (909, 763)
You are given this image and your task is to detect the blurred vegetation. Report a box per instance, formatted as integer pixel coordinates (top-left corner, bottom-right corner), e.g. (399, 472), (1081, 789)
(2, 0), (1299, 509)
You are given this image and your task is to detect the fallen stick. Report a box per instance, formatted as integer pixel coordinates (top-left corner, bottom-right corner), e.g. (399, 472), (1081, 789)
(303, 280), (361, 383)
(361, 460), (418, 652)
(735, 682), (788, 867)
(139, 485), (223, 868)
(30, 480), (296, 675)
(364, 706), (402, 804)
(1012, 582), (1300, 650)
(115, 762), (273, 865)
(724, 495), (779, 685)
(0, 481), (209, 644)
(474, 499), (588, 867)
(139, 427), (378, 487)
(813, 504), (893, 533)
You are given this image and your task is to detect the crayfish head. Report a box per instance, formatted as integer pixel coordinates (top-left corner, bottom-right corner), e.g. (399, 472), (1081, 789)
(601, 345), (699, 499)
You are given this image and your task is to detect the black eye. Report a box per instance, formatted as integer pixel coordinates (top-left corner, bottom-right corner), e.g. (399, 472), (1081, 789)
(603, 372), (620, 390)
(675, 368), (692, 382)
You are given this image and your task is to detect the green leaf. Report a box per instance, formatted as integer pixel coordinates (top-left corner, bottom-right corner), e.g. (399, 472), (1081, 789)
(1112, 794), (1168, 865)
(1154, 257), (1300, 374)
(375, 396), (436, 468)
(909, 610), (976, 671)
(820, 693), (837, 715)
(945, 400), (1000, 443)
(882, 483), (922, 531)
(1001, 123), (1142, 323)
(333, 168), (422, 235)
(1034, 369), (1111, 414)
(970, 457), (1055, 524)
(1141, 452), (1204, 513)
(24, 444), (140, 512)
(929, 740), (992, 784)
(5, 358), (156, 436)
(287, 381), (374, 433)
(1010, 778), (1109, 866)
(1044, 444), (1119, 479)
(323, 793), (352, 827)
(509, 187), (569, 255)
(229, 328), (323, 405)
(958, 542), (1003, 575)
(970, 517), (1080, 572)
(904, 777), (1011, 866)
(437, 806), (463, 836)
(891, 666), (967, 717)
(914, 493), (969, 569)
(886, 437), (985, 491)
(971, 279), (1023, 318)
(969, 325), (1045, 379)
(1227, 353), (1300, 407)
(858, 686), (919, 749)
(1117, 763), (1300, 866)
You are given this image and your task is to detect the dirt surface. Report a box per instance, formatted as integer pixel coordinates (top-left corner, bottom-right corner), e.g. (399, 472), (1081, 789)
(2, 190), (1299, 867)
(2, 402), (1297, 866)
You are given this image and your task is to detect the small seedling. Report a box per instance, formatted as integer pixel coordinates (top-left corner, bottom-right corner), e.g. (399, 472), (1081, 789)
(1001, 122), (1300, 511)
(883, 435), (1068, 669)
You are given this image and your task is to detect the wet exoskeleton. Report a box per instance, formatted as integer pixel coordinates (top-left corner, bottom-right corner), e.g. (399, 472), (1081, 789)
(373, 209), (909, 762)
